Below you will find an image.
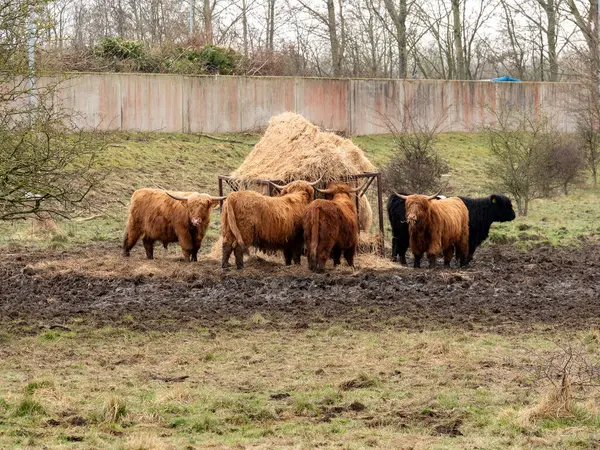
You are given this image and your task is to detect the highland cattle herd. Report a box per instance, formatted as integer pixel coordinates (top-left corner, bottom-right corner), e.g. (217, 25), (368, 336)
(122, 178), (517, 271)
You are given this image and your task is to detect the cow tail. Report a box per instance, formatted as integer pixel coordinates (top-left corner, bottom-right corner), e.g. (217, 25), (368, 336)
(310, 208), (319, 264)
(224, 200), (245, 248)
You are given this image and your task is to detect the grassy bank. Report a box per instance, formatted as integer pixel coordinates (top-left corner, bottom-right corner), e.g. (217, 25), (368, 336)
(0, 132), (597, 250)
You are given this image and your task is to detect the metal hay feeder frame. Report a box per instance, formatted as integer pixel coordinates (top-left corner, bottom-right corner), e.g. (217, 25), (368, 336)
(217, 172), (385, 257)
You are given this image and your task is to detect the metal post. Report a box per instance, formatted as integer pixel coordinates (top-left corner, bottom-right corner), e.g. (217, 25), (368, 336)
(376, 173), (385, 257)
(218, 177), (224, 209)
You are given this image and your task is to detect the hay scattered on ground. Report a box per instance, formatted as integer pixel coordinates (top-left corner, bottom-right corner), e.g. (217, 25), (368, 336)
(231, 112), (375, 183)
(31, 248), (400, 278)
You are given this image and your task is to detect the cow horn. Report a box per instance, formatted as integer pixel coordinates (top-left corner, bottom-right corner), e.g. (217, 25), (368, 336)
(349, 180), (369, 195)
(269, 181), (287, 190)
(315, 187), (335, 195)
(308, 177), (322, 186)
(210, 195), (227, 201)
(166, 192), (189, 201)
(393, 191), (408, 200)
(427, 189), (443, 200)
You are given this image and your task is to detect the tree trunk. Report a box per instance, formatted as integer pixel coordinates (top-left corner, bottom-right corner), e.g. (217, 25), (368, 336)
(563, 182), (568, 195)
(451, 0), (465, 80)
(266, 0), (275, 53)
(545, 0), (558, 81)
(203, 0), (213, 45)
(327, 0), (341, 76)
(383, 0), (407, 78)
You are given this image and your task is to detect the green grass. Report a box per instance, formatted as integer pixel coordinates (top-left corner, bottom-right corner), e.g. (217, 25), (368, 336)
(1, 326), (599, 449)
(0, 131), (597, 250)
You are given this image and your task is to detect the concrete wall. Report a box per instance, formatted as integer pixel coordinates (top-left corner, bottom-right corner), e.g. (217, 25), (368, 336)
(44, 73), (579, 134)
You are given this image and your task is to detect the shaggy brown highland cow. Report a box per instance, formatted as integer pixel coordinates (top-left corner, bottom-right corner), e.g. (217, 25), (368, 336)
(221, 180), (318, 269)
(123, 189), (224, 261)
(395, 192), (469, 268)
(303, 182), (360, 272)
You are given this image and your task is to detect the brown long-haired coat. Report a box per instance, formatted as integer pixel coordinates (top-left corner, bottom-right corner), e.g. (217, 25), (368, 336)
(404, 195), (469, 268)
(221, 181), (315, 269)
(123, 188), (220, 261)
(303, 183), (359, 272)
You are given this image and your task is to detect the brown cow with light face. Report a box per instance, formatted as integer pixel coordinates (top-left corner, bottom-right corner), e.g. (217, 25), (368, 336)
(123, 188), (225, 261)
(221, 180), (318, 269)
(303, 182), (361, 273)
(394, 191), (469, 269)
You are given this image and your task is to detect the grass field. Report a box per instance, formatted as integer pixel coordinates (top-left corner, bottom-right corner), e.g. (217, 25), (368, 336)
(1, 131), (599, 449)
(2, 325), (600, 449)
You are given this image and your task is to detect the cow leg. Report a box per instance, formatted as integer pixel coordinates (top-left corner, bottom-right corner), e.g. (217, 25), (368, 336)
(142, 238), (155, 260)
(283, 247), (293, 266)
(443, 246), (454, 267)
(398, 237), (409, 266)
(222, 242), (233, 269)
(413, 253), (422, 268)
(291, 239), (303, 265)
(343, 246), (356, 269)
(293, 251), (302, 265)
(234, 245), (244, 270)
(331, 246), (342, 266)
(191, 247), (199, 262)
(427, 254), (438, 269)
(123, 228), (142, 257)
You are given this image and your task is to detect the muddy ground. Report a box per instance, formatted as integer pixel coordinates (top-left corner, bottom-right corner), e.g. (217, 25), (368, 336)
(1, 241), (599, 334)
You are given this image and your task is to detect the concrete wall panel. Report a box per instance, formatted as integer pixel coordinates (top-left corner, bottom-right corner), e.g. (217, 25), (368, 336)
(51, 74), (122, 130)
(295, 78), (348, 132)
(185, 76), (239, 133)
(121, 74), (183, 132)
(239, 77), (295, 131)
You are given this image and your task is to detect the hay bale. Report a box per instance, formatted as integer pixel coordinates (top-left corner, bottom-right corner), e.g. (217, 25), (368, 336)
(357, 232), (382, 255)
(358, 196), (373, 233)
(231, 112), (375, 182)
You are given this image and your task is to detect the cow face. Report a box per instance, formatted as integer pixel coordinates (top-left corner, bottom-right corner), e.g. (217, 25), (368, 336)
(184, 194), (221, 228)
(490, 194), (516, 222)
(320, 182), (352, 200)
(404, 195), (431, 228)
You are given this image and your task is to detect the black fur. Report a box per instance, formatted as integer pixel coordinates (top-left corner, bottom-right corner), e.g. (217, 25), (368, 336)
(387, 193), (410, 265)
(387, 193), (516, 266)
(457, 194), (516, 263)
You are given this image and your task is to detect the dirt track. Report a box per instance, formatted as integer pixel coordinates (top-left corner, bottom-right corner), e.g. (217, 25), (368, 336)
(1, 241), (599, 333)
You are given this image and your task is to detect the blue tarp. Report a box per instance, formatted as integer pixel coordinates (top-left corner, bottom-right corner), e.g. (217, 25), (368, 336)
(491, 75), (521, 82)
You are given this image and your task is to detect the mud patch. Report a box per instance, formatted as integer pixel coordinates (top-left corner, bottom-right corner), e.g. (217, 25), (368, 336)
(1, 242), (599, 333)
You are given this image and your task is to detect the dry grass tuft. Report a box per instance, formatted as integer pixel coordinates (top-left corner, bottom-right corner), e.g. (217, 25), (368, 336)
(124, 433), (169, 450)
(519, 374), (573, 424)
(102, 396), (127, 423)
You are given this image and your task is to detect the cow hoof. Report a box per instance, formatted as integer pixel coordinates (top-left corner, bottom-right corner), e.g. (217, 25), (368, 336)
(236, 264), (244, 270)
(123, 251), (130, 257)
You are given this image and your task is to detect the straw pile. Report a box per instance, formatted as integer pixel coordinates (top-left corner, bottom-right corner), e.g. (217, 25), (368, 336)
(231, 112), (375, 182)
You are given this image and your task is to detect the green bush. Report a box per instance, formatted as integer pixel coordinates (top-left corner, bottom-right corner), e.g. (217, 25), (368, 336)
(170, 45), (241, 75)
(96, 37), (144, 60)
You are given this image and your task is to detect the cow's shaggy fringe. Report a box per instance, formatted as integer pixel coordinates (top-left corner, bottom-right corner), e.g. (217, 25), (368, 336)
(231, 112), (374, 232)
